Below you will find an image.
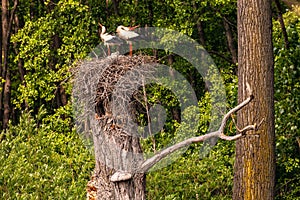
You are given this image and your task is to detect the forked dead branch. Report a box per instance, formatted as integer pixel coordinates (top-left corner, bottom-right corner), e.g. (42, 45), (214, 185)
(111, 82), (259, 181)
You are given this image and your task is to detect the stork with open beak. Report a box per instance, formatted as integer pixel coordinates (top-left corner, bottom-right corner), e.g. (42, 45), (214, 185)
(99, 23), (123, 56)
(116, 25), (140, 57)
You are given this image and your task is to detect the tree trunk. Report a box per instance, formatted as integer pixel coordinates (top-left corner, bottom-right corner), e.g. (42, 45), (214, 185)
(192, 1), (206, 46)
(223, 18), (238, 64)
(88, 118), (146, 200)
(0, 1), (4, 126)
(83, 56), (154, 200)
(196, 20), (206, 47)
(13, 11), (28, 110)
(274, 0), (289, 49)
(146, 0), (153, 27)
(1, 0), (9, 128)
(112, 0), (119, 16)
(59, 85), (67, 106)
(233, 0), (275, 199)
(1, 0), (17, 129)
(2, 70), (11, 129)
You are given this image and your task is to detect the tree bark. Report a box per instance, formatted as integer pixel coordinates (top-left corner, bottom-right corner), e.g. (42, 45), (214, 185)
(233, 0), (275, 199)
(223, 18), (238, 64)
(1, 0), (9, 128)
(1, 0), (18, 129)
(274, 0), (289, 49)
(13, 11), (28, 110)
(192, 1), (206, 46)
(88, 118), (146, 200)
(112, 0), (119, 16)
(146, 0), (153, 27)
(59, 85), (67, 106)
(0, 0), (5, 126)
(196, 20), (206, 47)
(2, 70), (11, 129)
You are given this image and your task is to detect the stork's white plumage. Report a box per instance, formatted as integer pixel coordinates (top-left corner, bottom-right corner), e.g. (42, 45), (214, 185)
(99, 23), (122, 55)
(116, 25), (139, 40)
(116, 25), (140, 56)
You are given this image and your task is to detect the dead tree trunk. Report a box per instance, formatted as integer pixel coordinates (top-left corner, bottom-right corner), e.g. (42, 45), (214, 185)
(233, 0), (276, 199)
(89, 120), (146, 200)
(81, 55), (156, 200)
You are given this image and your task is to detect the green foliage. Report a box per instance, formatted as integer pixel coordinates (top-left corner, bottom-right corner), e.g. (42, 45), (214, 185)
(273, 6), (300, 200)
(138, 84), (181, 151)
(12, 0), (97, 110)
(146, 141), (234, 200)
(0, 109), (94, 199)
(2, 0), (299, 199)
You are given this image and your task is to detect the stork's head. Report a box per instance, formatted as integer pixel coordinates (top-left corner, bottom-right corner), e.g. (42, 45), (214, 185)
(116, 25), (139, 33)
(116, 25), (129, 33)
(98, 23), (106, 34)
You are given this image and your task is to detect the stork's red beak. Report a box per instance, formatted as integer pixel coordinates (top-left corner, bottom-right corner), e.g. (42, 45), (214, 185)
(129, 25), (140, 31)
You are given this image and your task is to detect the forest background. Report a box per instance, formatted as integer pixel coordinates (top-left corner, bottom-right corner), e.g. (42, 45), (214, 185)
(0, 0), (299, 199)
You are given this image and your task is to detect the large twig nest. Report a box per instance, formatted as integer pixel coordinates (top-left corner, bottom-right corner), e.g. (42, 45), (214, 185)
(73, 53), (158, 143)
(94, 54), (157, 120)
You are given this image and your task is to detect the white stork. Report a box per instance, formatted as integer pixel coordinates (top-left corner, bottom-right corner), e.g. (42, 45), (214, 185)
(116, 25), (140, 57)
(99, 23), (123, 56)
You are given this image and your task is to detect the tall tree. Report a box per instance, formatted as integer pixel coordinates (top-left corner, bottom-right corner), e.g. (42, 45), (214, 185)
(233, 0), (275, 199)
(223, 17), (237, 64)
(1, 0), (18, 129)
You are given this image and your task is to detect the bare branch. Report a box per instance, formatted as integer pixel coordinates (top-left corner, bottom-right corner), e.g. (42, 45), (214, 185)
(218, 88), (253, 133)
(132, 87), (256, 173)
(137, 131), (219, 172)
(142, 76), (156, 151)
(109, 83), (258, 180)
(236, 124), (256, 133)
(219, 133), (243, 141)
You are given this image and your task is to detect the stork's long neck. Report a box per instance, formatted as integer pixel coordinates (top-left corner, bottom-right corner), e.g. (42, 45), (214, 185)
(101, 26), (106, 35)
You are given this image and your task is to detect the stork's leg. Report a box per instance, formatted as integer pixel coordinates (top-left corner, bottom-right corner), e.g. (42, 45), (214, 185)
(129, 43), (133, 57)
(107, 45), (111, 56)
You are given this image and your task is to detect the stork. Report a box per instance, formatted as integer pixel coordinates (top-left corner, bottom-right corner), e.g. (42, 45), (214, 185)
(99, 23), (123, 56)
(116, 25), (140, 57)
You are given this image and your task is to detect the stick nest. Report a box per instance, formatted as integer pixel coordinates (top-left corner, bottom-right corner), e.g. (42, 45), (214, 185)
(73, 54), (158, 135)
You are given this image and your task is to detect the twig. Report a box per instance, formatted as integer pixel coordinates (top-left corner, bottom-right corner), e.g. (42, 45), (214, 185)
(142, 76), (156, 152)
